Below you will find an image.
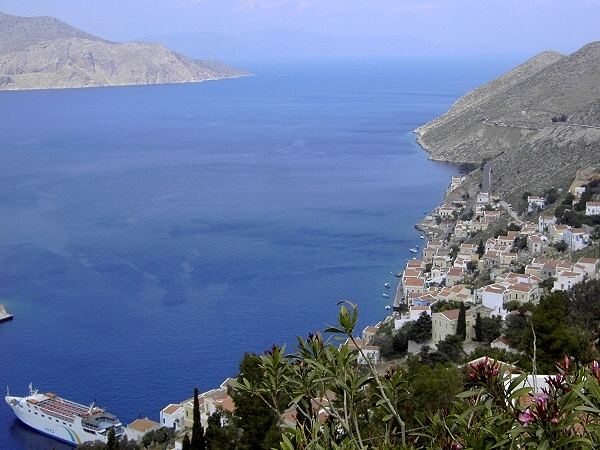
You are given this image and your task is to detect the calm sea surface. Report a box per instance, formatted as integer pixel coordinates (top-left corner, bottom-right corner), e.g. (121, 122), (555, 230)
(0, 59), (515, 449)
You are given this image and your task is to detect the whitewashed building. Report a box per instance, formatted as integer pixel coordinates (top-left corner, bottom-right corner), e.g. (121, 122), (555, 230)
(527, 196), (545, 212)
(479, 284), (508, 317)
(126, 418), (161, 441)
(160, 404), (184, 430)
(586, 202), (600, 216)
(553, 271), (585, 292)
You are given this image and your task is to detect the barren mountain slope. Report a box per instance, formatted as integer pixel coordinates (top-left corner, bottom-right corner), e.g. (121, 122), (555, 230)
(0, 11), (248, 90)
(0, 11), (100, 56)
(416, 42), (600, 201)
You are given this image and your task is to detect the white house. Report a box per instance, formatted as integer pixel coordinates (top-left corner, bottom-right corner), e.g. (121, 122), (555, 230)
(563, 227), (589, 251)
(402, 277), (426, 298)
(527, 196), (545, 212)
(575, 257), (600, 279)
(491, 336), (517, 353)
(438, 204), (457, 219)
(527, 234), (548, 254)
(346, 338), (381, 365)
(362, 323), (381, 343)
(553, 270), (585, 292)
(126, 418), (161, 441)
(446, 267), (465, 286)
(449, 176), (466, 192)
(586, 201), (600, 216)
(477, 192), (490, 204)
(479, 284), (508, 317)
(394, 307), (431, 330)
(538, 214), (556, 233)
(160, 404), (184, 430)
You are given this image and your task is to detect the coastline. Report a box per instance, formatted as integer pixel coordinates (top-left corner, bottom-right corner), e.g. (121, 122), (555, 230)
(0, 73), (252, 93)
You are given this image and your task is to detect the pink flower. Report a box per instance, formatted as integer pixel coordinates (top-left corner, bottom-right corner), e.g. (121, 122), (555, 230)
(592, 361), (600, 380)
(550, 416), (559, 424)
(518, 409), (534, 425)
(450, 443), (463, 450)
(533, 393), (549, 406)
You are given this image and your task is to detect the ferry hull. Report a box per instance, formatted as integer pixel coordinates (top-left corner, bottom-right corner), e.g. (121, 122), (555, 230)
(6, 396), (84, 445)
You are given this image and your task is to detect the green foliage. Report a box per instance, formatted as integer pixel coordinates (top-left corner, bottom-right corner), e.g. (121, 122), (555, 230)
(466, 260), (478, 272)
(474, 312), (483, 341)
(431, 300), (463, 313)
(554, 241), (568, 252)
(398, 359), (464, 427)
(512, 235), (528, 252)
(539, 276), (556, 291)
(507, 222), (521, 232)
(493, 227), (507, 238)
(544, 187), (559, 204)
(230, 352), (283, 450)
(522, 292), (595, 373)
(505, 311), (529, 349)
(477, 315), (502, 343)
(77, 434), (141, 450)
(141, 427), (175, 448)
(191, 388), (207, 450)
(205, 411), (239, 450)
(421, 335), (464, 365)
(106, 428), (117, 450)
(504, 300), (520, 312)
(449, 244), (459, 260)
(477, 239), (485, 257)
(231, 304), (600, 449)
(182, 434), (191, 450)
(406, 312), (432, 343)
(570, 280), (600, 346)
(456, 303), (466, 340)
(562, 192), (575, 205)
(466, 346), (520, 364)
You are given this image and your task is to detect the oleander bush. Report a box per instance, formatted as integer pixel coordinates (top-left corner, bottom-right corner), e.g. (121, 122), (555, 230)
(233, 303), (600, 449)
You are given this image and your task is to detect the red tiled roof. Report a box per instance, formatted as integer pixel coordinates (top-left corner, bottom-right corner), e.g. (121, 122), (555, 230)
(440, 309), (460, 321)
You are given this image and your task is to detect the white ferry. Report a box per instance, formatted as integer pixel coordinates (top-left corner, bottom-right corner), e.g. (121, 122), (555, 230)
(5, 384), (124, 446)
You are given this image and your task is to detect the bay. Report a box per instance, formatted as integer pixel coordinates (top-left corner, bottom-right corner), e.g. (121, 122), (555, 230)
(0, 58), (515, 449)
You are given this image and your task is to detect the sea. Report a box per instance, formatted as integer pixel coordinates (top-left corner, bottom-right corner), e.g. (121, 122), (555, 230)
(0, 58), (518, 449)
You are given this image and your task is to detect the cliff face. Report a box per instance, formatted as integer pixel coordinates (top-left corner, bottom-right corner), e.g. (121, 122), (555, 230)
(0, 12), (248, 90)
(416, 42), (600, 201)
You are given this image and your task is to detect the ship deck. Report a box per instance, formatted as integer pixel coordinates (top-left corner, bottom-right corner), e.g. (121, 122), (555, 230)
(28, 394), (90, 422)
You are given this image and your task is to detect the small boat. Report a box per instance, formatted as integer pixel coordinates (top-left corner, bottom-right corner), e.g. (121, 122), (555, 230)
(382, 293), (390, 298)
(385, 305), (391, 310)
(420, 235), (425, 239)
(384, 283), (391, 288)
(409, 248), (419, 253)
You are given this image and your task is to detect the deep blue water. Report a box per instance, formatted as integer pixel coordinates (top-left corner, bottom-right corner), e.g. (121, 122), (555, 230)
(0, 59), (516, 449)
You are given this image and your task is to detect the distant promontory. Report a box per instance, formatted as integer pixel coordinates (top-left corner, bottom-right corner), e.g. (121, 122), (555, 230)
(0, 11), (249, 91)
(416, 42), (600, 203)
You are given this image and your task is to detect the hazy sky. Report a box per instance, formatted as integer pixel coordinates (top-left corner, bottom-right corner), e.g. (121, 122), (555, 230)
(1, 0), (599, 57)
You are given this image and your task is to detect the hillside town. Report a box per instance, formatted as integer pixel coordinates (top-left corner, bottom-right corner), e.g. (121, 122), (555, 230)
(353, 170), (600, 365)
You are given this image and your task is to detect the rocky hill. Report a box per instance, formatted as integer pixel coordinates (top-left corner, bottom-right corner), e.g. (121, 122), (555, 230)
(0, 11), (248, 90)
(416, 42), (600, 202)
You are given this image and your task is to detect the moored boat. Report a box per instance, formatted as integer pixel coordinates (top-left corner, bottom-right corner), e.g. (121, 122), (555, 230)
(5, 385), (124, 446)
